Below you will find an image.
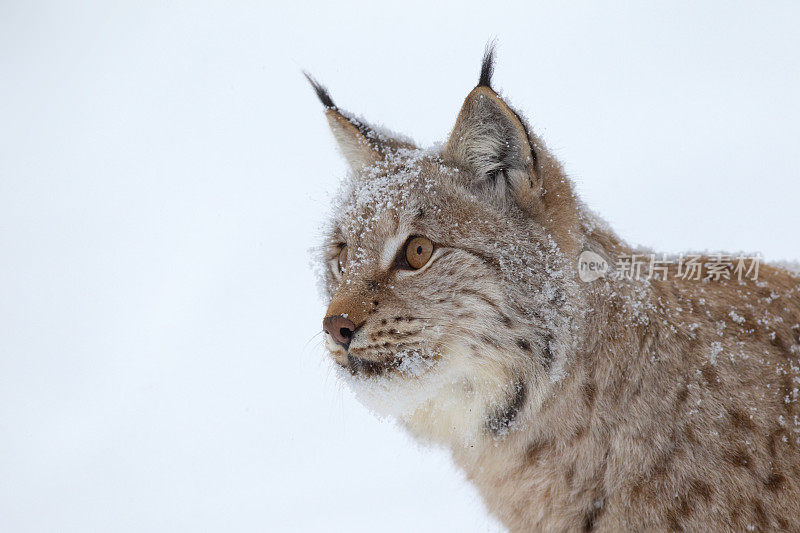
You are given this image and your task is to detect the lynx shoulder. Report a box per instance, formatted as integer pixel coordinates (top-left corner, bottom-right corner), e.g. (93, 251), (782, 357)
(309, 46), (800, 531)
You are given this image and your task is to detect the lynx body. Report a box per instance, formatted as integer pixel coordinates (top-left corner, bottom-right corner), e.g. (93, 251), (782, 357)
(311, 48), (800, 531)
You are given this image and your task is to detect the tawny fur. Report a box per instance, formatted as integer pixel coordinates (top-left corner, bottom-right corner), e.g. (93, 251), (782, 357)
(311, 49), (800, 532)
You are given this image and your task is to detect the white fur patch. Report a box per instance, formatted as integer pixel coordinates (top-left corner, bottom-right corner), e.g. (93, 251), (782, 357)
(380, 231), (409, 270)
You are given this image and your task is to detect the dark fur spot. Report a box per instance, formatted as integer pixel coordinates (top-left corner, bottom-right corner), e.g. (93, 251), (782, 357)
(480, 335), (500, 348)
(684, 426), (699, 445)
(753, 500), (768, 526)
(486, 381), (527, 435)
(541, 336), (554, 371)
(583, 380), (597, 408)
(726, 447), (752, 469)
(666, 511), (683, 532)
(673, 491), (697, 523)
(565, 464), (575, 486)
(463, 288), (504, 315)
(727, 406), (755, 431)
(769, 331), (789, 354)
(676, 385), (689, 406)
(629, 480), (651, 505)
(767, 427), (786, 459)
(630, 378), (643, 399)
(689, 479), (713, 502)
(516, 339), (532, 352)
(700, 365), (720, 389)
(524, 438), (551, 465)
(765, 470), (785, 491)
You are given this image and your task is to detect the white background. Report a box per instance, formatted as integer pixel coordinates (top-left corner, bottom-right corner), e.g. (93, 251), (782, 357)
(1, 2), (798, 531)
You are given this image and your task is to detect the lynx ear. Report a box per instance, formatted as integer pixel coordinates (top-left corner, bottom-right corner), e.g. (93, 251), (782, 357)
(443, 47), (544, 215)
(304, 72), (414, 172)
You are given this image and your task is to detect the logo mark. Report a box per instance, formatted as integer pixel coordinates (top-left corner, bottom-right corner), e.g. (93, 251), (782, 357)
(577, 251), (609, 282)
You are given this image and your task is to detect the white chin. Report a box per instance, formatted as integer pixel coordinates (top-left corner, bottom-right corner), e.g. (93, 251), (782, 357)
(335, 345), (507, 446)
(335, 348), (454, 420)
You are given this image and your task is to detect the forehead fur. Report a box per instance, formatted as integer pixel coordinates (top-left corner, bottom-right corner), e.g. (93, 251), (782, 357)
(329, 147), (534, 245)
(330, 148), (474, 245)
(333, 149), (432, 238)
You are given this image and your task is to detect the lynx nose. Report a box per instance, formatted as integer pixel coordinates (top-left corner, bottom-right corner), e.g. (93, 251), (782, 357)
(323, 315), (357, 350)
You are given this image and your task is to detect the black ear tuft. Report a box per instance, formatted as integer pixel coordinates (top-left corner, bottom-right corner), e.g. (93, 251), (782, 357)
(303, 71), (336, 109)
(477, 41), (496, 88)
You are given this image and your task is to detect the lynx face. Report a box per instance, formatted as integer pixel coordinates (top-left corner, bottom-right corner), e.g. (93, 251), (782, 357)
(311, 57), (587, 441)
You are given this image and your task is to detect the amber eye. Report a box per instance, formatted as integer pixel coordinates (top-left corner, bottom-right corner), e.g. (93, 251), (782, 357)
(405, 236), (434, 269)
(337, 245), (348, 274)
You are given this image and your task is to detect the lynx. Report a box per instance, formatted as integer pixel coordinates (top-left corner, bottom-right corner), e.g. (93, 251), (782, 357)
(309, 46), (800, 531)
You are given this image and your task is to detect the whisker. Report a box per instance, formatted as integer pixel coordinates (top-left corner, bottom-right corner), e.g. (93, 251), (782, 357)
(304, 331), (324, 351)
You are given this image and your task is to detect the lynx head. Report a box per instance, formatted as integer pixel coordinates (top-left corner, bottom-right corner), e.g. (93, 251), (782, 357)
(311, 47), (589, 445)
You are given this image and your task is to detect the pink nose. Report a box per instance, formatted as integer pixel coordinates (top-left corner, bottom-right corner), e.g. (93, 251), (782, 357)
(323, 315), (357, 349)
